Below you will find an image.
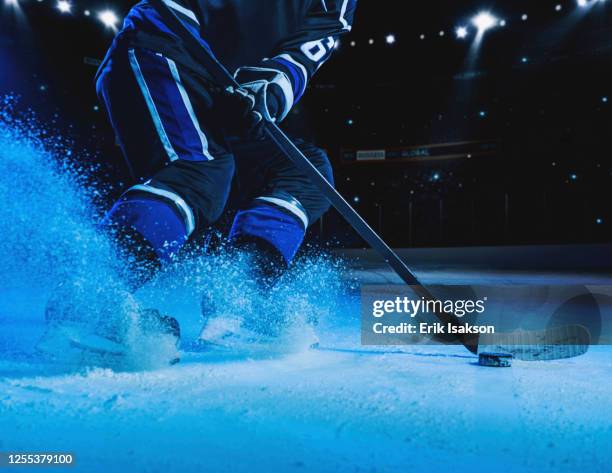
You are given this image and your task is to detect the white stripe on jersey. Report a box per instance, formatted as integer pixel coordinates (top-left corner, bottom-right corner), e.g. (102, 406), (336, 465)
(275, 53), (309, 94)
(128, 49), (179, 163)
(339, 0), (351, 31)
(165, 57), (214, 160)
(162, 0), (199, 24)
(129, 182), (196, 236)
(256, 196), (309, 228)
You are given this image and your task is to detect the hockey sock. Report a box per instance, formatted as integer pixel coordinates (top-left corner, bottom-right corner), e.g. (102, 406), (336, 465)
(228, 201), (307, 290)
(102, 193), (189, 288)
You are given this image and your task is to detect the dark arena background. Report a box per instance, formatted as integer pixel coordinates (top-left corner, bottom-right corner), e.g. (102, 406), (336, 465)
(0, 1), (611, 473)
(3, 0), (612, 250)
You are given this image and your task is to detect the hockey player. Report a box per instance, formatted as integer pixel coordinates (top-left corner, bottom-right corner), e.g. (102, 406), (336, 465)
(42, 0), (358, 358)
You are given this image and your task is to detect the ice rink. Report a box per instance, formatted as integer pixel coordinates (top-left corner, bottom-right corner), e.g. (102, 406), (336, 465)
(1, 261), (611, 473)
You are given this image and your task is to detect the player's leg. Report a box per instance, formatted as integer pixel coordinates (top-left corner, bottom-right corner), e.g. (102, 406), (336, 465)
(39, 46), (234, 362)
(96, 46), (235, 286)
(197, 138), (332, 347)
(229, 138), (333, 288)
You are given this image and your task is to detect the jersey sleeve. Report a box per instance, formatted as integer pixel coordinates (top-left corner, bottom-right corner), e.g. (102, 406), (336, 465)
(262, 0), (357, 105)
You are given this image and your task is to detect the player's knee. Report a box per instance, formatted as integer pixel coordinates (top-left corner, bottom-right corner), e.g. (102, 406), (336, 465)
(299, 145), (334, 220)
(151, 157), (235, 230)
(304, 145), (334, 185)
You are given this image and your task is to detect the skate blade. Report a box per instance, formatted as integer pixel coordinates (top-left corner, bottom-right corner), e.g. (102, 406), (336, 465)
(197, 319), (320, 357)
(37, 326), (181, 367)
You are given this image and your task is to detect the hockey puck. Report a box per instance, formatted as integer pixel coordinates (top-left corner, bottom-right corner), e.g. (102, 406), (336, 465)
(478, 352), (513, 367)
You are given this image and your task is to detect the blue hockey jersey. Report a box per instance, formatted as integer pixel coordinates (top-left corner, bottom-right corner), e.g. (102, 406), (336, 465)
(108, 0), (357, 106)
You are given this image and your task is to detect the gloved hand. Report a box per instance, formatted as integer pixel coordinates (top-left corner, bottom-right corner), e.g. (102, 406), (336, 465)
(214, 66), (293, 139)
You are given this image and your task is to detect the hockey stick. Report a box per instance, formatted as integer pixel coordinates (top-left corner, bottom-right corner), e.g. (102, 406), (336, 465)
(148, 0), (479, 354)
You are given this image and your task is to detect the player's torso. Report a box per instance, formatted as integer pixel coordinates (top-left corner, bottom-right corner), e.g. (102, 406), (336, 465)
(118, 0), (312, 72)
(195, 0), (308, 69)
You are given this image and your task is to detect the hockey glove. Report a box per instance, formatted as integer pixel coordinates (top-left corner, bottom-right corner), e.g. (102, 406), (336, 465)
(214, 67), (294, 139)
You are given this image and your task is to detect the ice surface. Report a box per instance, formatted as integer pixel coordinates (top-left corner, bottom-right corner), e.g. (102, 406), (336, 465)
(1, 101), (611, 472)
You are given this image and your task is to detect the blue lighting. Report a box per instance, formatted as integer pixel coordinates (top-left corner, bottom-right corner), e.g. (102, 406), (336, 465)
(570, 173), (578, 181)
(353, 196), (360, 203)
(479, 110), (486, 117)
(596, 217), (604, 225)
(521, 57), (528, 63)
(432, 173), (441, 181)
(347, 119), (354, 126)
(602, 96), (608, 103)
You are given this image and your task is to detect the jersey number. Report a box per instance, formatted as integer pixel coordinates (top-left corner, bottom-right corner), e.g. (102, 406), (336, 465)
(301, 37), (336, 62)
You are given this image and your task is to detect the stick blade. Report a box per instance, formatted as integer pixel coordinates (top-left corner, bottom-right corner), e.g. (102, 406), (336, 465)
(479, 324), (591, 361)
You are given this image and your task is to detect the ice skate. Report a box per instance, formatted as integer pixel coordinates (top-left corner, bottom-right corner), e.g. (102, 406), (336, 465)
(197, 272), (319, 356)
(37, 281), (181, 367)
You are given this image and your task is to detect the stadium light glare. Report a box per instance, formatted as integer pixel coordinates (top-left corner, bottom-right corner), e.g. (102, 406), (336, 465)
(385, 34), (396, 44)
(577, 0), (588, 6)
(472, 12), (497, 33)
(56, 0), (71, 13)
(98, 9), (119, 29)
(455, 26), (468, 39)
(5, 0), (19, 6)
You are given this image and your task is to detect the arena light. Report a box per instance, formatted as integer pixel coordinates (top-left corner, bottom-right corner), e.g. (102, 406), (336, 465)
(98, 9), (119, 30)
(385, 34), (396, 45)
(456, 26), (468, 39)
(56, 0), (71, 13)
(577, 0), (588, 6)
(472, 12), (498, 33)
(5, 0), (19, 6)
